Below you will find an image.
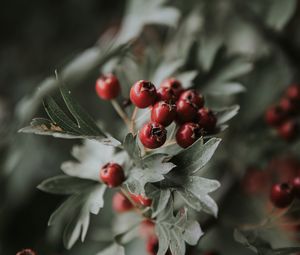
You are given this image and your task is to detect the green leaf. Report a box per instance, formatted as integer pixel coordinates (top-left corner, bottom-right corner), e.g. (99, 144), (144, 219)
(95, 243), (125, 255)
(205, 82), (246, 96)
(149, 187), (172, 218)
(123, 133), (142, 166)
(171, 138), (221, 174)
(37, 175), (96, 195)
(175, 71), (198, 89)
(214, 105), (240, 126)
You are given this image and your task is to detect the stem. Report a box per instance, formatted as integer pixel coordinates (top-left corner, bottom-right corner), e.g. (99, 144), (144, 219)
(111, 100), (131, 130)
(130, 107), (138, 134)
(120, 187), (146, 216)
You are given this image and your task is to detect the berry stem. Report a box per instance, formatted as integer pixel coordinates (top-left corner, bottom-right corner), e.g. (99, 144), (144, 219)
(111, 100), (131, 129)
(130, 107), (138, 134)
(120, 187), (145, 215)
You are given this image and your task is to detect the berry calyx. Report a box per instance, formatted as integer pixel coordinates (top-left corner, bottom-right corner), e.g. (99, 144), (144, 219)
(95, 74), (121, 100)
(291, 177), (300, 199)
(179, 89), (204, 109)
(160, 78), (183, 97)
(277, 120), (298, 141)
(286, 84), (300, 101)
(16, 249), (37, 255)
(99, 163), (125, 187)
(130, 80), (157, 108)
(130, 193), (152, 207)
(265, 105), (286, 126)
(112, 192), (133, 213)
(157, 87), (177, 102)
(139, 122), (167, 149)
(151, 101), (176, 126)
(197, 108), (217, 133)
(176, 99), (198, 123)
(176, 122), (202, 148)
(270, 183), (294, 208)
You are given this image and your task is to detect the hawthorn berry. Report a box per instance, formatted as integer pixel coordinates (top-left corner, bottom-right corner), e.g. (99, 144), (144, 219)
(160, 78), (183, 97)
(139, 219), (155, 239)
(277, 120), (298, 141)
(146, 236), (159, 255)
(95, 74), (121, 100)
(157, 87), (177, 102)
(270, 183), (294, 208)
(286, 84), (300, 101)
(176, 99), (198, 123)
(151, 101), (176, 126)
(280, 97), (298, 114)
(99, 163), (125, 187)
(16, 249), (37, 255)
(292, 177), (300, 199)
(176, 122), (202, 148)
(242, 168), (269, 195)
(179, 89), (204, 109)
(130, 193), (152, 207)
(112, 192), (133, 213)
(265, 105), (286, 126)
(139, 122), (167, 149)
(197, 108), (217, 133)
(130, 80), (157, 108)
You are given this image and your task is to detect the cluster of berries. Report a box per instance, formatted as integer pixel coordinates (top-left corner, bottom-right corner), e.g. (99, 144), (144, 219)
(95, 74), (217, 149)
(16, 249), (36, 255)
(265, 84), (300, 141)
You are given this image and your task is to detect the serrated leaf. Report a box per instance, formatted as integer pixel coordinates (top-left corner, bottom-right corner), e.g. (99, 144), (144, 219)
(149, 188), (171, 218)
(37, 175), (95, 195)
(95, 243), (125, 255)
(175, 71), (198, 89)
(205, 82), (246, 96)
(171, 138), (221, 174)
(214, 105), (240, 126)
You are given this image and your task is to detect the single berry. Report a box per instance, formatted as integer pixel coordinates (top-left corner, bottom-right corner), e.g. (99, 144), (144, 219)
(146, 236), (159, 255)
(130, 80), (157, 108)
(130, 193), (152, 207)
(179, 89), (204, 109)
(176, 99), (198, 123)
(265, 105), (286, 126)
(139, 122), (167, 149)
(197, 108), (217, 133)
(160, 78), (183, 97)
(139, 220), (155, 239)
(157, 87), (177, 102)
(95, 74), (121, 100)
(277, 120), (298, 141)
(112, 192), (133, 213)
(99, 163), (125, 187)
(151, 101), (176, 126)
(270, 183), (294, 208)
(286, 84), (300, 101)
(291, 177), (300, 199)
(176, 122), (202, 148)
(280, 97), (298, 114)
(16, 249), (37, 255)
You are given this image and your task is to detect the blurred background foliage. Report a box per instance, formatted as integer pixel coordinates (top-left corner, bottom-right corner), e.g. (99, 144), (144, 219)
(1, 0), (300, 254)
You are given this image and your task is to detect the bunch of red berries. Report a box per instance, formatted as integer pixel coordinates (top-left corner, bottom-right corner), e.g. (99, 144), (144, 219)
(265, 83), (300, 141)
(95, 74), (217, 149)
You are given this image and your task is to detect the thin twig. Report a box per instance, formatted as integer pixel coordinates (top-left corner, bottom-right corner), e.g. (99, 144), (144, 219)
(111, 100), (131, 130)
(130, 107), (138, 134)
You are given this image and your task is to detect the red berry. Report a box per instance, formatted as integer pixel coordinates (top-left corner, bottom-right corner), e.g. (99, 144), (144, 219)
(151, 101), (176, 126)
(265, 105), (286, 126)
(291, 177), (300, 199)
(176, 99), (198, 123)
(242, 168), (269, 195)
(95, 74), (121, 100)
(146, 236), (159, 255)
(139, 220), (155, 239)
(270, 183), (294, 208)
(130, 80), (157, 108)
(16, 249), (37, 255)
(280, 97), (298, 114)
(112, 192), (133, 213)
(179, 89), (204, 109)
(176, 122), (202, 148)
(197, 108), (217, 133)
(160, 78), (183, 97)
(286, 84), (300, 101)
(157, 87), (177, 102)
(130, 193), (152, 207)
(277, 120), (298, 141)
(99, 163), (125, 187)
(139, 122), (167, 149)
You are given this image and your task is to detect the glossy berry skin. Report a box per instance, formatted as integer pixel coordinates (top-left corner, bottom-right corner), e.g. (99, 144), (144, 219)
(176, 99), (198, 123)
(99, 163), (125, 187)
(197, 108), (217, 133)
(157, 87), (177, 102)
(179, 89), (204, 109)
(112, 192), (133, 213)
(130, 193), (152, 207)
(286, 84), (300, 101)
(265, 105), (286, 126)
(16, 249), (37, 255)
(139, 122), (167, 149)
(292, 177), (300, 199)
(270, 183), (294, 208)
(160, 78), (183, 97)
(95, 74), (121, 100)
(151, 101), (176, 126)
(176, 122), (202, 148)
(130, 80), (157, 108)
(277, 120), (298, 141)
